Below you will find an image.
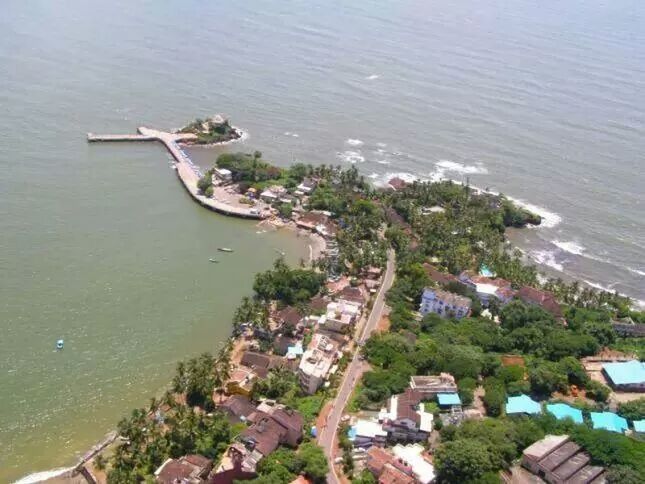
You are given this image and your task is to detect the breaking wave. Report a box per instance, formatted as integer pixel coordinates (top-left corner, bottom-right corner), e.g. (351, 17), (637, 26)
(337, 150), (365, 164)
(529, 250), (563, 272)
(346, 138), (364, 147)
(14, 467), (73, 484)
(552, 240), (585, 255)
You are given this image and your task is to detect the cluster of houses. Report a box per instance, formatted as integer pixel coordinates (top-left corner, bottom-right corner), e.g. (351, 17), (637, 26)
(419, 264), (565, 321)
(154, 399), (305, 483)
(347, 373), (479, 484)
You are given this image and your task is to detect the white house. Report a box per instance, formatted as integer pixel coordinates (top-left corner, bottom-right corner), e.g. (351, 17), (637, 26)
(419, 288), (471, 319)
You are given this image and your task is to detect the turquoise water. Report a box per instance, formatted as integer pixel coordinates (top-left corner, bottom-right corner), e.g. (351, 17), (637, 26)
(2, 0), (645, 480)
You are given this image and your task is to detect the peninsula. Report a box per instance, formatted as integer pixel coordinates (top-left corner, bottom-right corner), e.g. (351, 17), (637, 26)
(68, 127), (645, 484)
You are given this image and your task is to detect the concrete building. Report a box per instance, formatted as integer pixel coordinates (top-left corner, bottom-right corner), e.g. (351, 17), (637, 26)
(392, 444), (436, 484)
(350, 419), (388, 448)
(380, 388), (434, 442)
(322, 299), (361, 333)
(409, 374), (457, 397)
(214, 168), (232, 182)
(521, 435), (605, 484)
(366, 446), (415, 484)
(458, 271), (515, 306)
(297, 332), (339, 394)
(602, 360), (645, 391)
(419, 287), (471, 319)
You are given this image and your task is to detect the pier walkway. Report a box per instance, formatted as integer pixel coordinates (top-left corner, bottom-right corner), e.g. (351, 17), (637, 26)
(87, 127), (267, 219)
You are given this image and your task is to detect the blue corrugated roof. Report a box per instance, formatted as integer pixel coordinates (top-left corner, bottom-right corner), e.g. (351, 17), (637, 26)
(603, 360), (645, 385)
(506, 394), (542, 415)
(633, 420), (645, 433)
(437, 393), (461, 405)
(590, 412), (628, 433)
(546, 403), (583, 424)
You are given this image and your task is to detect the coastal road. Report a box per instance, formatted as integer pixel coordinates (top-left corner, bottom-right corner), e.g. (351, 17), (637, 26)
(318, 249), (395, 484)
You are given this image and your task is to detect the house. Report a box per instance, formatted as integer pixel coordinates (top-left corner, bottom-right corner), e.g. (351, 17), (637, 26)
(211, 443), (260, 483)
(521, 435), (606, 484)
(589, 412), (628, 433)
(422, 263), (460, 286)
(214, 168), (233, 182)
(611, 318), (645, 337)
(273, 335), (297, 356)
(154, 454), (213, 484)
(437, 393), (461, 409)
(350, 419), (388, 448)
(219, 395), (257, 423)
(253, 402), (304, 447)
(506, 394), (542, 416)
(337, 285), (366, 306)
(298, 332), (339, 394)
(273, 306), (303, 332)
(381, 388), (434, 442)
(419, 287), (471, 319)
(260, 189), (279, 203)
(366, 446), (415, 484)
(392, 444), (436, 484)
(297, 177), (318, 194)
(296, 211), (329, 231)
(517, 286), (564, 320)
(240, 351), (283, 378)
(409, 374), (457, 397)
(633, 419), (645, 435)
(365, 266), (383, 280)
(602, 360), (645, 391)
(322, 299), (361, 333)
(225, 367), (257, 397)
(308, 296), (329, 314)
(458, 271), (515, 306)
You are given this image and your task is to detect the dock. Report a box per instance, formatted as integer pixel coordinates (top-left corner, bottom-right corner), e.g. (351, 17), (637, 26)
(87, 127), (267, 220)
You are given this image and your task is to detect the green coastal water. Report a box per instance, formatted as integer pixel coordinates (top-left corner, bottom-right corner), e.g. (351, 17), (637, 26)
(1, 131), (307, 480)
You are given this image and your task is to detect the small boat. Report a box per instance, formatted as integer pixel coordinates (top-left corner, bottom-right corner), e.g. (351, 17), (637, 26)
(209, 258), (219, 263)
(56, 339), (64, 350)
(218, 247), (234, 253)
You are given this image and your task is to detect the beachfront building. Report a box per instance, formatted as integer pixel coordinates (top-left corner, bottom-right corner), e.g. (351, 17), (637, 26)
(297, 332), (339, 394)
(521, 435), (606, 484)
(225, 366), (257, 397)
(260, 189), (279, 203)
(380, 388), (434, 442)
(419, 287), (471, 319)
(602, 360), (645, 391)
(505, 394), (542, 416)
(458, 271), (515, 306)
(154, 454), (213, 484)
(409, 374), (457, 398)
(517, 286), (564, 320)
(296, 177), (318, 194)
(214, 167), (232, 182)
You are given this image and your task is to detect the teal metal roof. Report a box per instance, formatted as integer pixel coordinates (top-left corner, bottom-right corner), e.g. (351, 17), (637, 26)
(602, 360), (645, 385)
(546, 403), (583, 424)
(590, 412), (628, 433)
(506, 394), (542, 415)
(633, 420), (645, 433)
(437, 393), (461, 406)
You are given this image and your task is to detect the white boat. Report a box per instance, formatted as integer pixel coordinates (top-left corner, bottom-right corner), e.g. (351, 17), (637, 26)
(218, 247), (233, 253)
(209, 258), (219, 263)
(56, 339), (64, 350)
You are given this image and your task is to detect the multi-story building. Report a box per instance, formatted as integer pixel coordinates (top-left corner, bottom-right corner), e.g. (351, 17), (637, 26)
(297, 332), (339, 394)
(409, 374), (458, 398)
(419, 287), (471, 319)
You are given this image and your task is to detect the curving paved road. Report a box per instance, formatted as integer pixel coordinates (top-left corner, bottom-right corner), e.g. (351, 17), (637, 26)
(318, 249), (395, 483)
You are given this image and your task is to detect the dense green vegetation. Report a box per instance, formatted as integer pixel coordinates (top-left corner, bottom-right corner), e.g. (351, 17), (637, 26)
(253, 257), (325, 306)
(248, 442), (328, 483)
(180, 117), (241, 144)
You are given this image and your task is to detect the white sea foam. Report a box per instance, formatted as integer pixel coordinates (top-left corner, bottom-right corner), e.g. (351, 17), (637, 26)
(337, 150), (365, 164)
(346, 138), (364, 147)
(627, 267), (645, 277)
(283, 131), (299, 138)
(14, 467), (73, 484)
(552, 240), (585, 255)
(582, 279), (618, 292)
(365, 74), (380, 80)
(530, 250), (563, 272)
(376, 160), (391, 165)
(372, 171), (420, 188)
(376, 142), (387, 148)
(435, 160), (489, 175)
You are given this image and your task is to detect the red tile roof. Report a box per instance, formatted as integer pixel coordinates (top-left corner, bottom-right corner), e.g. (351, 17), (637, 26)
(517, 286), (563, 318)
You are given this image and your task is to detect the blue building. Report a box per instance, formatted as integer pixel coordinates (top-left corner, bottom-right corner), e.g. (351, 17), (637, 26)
(602, 360), (645, 392)
(546, 403), (583, 424)
(590, 412), (628, 433)
(419, 287), (471, 319)
(506, 394), (542, 415)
